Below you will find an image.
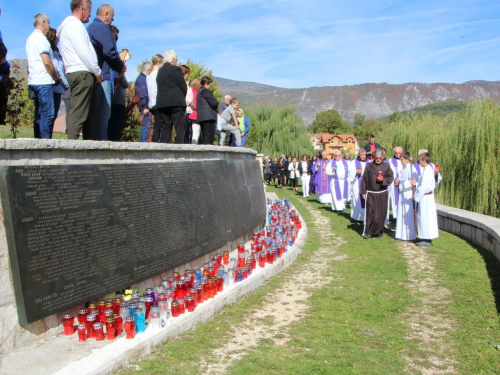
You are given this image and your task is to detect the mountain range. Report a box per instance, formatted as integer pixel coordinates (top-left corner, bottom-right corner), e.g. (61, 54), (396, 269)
(216, 77), (500, 125)
(11, 59), (500, 125)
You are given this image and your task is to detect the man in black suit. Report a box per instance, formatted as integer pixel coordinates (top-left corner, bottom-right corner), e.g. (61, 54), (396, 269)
(155, 50), (187, 143)
(363, 134), (381, 161)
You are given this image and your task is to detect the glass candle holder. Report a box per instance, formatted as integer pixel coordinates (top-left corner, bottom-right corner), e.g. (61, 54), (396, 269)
(104, 309), (114, 322)
(113, 313), (123, 336)
(185, 295), (195, 312)
(237, 254), (246, 268)
(171, 301), (180, 317)
(173, 271), (181, 281)
(128, 303), (137, 317)
(86, 314), (96, 339)
(77, 309), (88, 324)
(237, 243), (245, 254)
(87, 303), (97, 315)
(93, 322), (104, 341)
(223, 251), (229, 265)
(106, 317), (116, 340)
(229, 258), (237, 268)
(175, 280), (185, 301)
(196, 284), (204, 304)
(134, 309), (146, 333)
(145, 297), (153, 318)
(217, 276), (224, 292)
(189, 288), (198, 307)
(62, 313), (75, 336)
(158, 300), (169, 323)
(124, 316), (135, 339)
(178, 299), (185, 315)
(113, 298), (121, 314)
(77, 324), (86, 342)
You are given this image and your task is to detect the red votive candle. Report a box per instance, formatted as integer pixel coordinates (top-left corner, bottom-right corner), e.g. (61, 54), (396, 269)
(171, 301), (180, 317)
(77, 309), (87, 324)
(217, 276), (224, 292)
(145, 297), (153, 318)
(106, 317), (116, 340)
(87, 303), (97, 315)
(86, 314), (96, 339)
(62, 313), (75, 336)
(173, 271), (181, 281)
(223, 251), (229, 265)
(93, 322), (104, 341)
(185, 295), (195, 312)
(104, 309), (113, 325)
(237, 254), (246, 268)
(77, 324), (86, 342)
(113, 298), (121, 314)
(237, 243), (245, 254)
(196, 285), (204, 304)
(113, 313), (123, 335)
(124, 316), (135, 339)
(189, 288), (198, 307)
(178, 299), (185, 314)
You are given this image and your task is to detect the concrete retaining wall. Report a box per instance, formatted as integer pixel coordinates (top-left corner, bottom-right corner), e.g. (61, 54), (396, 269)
(436, 203), (500, 260)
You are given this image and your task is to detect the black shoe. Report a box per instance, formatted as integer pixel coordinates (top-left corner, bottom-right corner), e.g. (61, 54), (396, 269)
(376, 234), (383, 238)
(363, 234), (372, 239)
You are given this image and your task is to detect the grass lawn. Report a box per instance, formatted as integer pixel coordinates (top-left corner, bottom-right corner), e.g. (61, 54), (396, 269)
(119, 185), (500, 374)
(0, 125), (67, 139)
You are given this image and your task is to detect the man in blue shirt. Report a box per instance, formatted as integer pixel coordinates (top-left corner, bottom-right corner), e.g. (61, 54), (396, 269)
(87, 4), (125, 140)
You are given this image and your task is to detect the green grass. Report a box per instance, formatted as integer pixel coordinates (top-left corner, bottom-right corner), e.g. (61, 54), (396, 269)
(119, 186), (500, 374)
(0, 125), (67, 139)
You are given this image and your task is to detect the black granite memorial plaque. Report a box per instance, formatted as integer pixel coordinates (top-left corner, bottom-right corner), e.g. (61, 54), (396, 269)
(0, 160), (266, 324)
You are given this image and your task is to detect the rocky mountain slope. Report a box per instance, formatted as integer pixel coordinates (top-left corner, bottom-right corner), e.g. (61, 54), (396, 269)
(216, 77), (500, 125)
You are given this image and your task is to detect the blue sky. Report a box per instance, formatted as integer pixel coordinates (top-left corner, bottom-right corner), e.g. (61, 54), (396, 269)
(2, 0), (500, 88)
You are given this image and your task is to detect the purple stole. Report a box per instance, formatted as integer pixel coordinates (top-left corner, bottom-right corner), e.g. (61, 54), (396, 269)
(391, 158), (400, 205)
(315, 160), (330, 194)
(355, 159), (365, 208)
(332, 159), (349, 201)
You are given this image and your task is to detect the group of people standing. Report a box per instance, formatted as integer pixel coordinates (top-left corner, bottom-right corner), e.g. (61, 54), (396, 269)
(265, 135), (441, 247)
(25, 1), (251, 145)
(26, 2), (127, 140)
(135, 62), (251, 146)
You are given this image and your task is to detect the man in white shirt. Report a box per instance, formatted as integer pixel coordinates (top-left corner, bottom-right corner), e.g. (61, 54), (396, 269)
(57, 0), (102, 140)
(26, 13), (61, 139)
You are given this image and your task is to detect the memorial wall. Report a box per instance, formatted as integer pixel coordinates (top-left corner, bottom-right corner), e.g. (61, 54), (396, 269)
(0, 139), (266, 354)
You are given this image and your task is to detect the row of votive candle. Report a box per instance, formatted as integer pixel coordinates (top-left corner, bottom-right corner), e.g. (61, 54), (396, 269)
(63, 198), (300, 342)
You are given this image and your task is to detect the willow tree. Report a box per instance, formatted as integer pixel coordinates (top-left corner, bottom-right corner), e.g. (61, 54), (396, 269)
(377, 99), (500, 218)
(246, 106), (314, 158)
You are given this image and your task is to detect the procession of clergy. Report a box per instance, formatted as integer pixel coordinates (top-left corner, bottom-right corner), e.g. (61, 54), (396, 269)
(313, 145), (440, 247)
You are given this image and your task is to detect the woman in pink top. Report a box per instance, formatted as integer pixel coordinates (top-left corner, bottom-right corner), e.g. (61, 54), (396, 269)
(189, 78), (201, 144)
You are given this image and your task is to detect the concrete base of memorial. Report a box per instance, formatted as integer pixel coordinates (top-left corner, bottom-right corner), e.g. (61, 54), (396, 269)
(0, 139), (265, 356)
(0, 193), (306, 375)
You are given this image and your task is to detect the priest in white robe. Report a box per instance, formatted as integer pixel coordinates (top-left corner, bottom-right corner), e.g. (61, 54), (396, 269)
(395, 151), (418, 241)
(326, 150), (351, 212)
(349, 149), (367, 221)
(387, 146), (403, 219)
(412, 152), (439, 246)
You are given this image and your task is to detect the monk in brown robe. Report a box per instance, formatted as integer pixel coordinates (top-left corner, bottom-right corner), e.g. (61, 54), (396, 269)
(360, 149), (394, 238)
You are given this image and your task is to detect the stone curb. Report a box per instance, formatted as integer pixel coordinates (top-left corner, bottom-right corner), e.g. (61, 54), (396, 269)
(436, 203), (500, 261)
(52, 197), (307, 375)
